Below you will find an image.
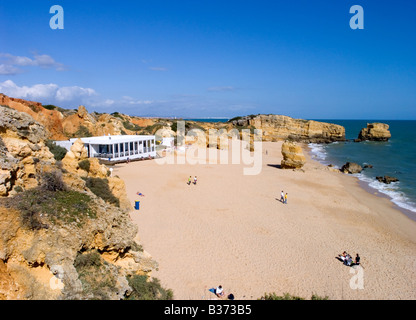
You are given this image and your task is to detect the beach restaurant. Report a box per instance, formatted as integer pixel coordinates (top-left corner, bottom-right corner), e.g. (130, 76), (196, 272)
(55, 134), (156, 162)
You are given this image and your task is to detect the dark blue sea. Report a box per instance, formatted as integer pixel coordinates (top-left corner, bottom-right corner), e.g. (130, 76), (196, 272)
(308, 120), (416, 218)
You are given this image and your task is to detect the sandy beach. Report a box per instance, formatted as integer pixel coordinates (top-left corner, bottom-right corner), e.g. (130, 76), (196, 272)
(113, 141), (416, 300)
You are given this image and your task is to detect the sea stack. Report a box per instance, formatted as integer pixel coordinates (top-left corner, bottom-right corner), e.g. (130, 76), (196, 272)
(356, 123), (391, 142)
(376, 176), (399, 184)
(341, 162), (363, 174)
(281, 140), (306, 169)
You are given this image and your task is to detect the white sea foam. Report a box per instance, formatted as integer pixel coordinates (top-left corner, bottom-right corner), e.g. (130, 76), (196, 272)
(308, 143), (328, 163)
(308, 143), (416, 214)
(354, 173), (416, 213)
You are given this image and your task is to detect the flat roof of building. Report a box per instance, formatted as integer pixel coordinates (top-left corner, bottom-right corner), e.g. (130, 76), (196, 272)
(70, 135), (155, 144)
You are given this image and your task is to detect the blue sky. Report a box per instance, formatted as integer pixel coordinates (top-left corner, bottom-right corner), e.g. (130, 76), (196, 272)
(0, 0), (415, 119)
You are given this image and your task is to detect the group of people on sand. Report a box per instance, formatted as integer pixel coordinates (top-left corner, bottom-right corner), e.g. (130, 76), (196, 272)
(188, 176), (197, 185)
(280, 191), (288, 204)
(338, 251), (360, 267)
(209, 285), (234, 300)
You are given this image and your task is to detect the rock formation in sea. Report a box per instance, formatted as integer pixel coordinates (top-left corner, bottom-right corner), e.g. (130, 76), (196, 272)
(376, 176), (399, 184)
(229, 114), (345, 143)
(281, 141), (306, 169)
(0, 106), (167, 300)
(356, 123), (391, 142)
(341, 162), (363, 174)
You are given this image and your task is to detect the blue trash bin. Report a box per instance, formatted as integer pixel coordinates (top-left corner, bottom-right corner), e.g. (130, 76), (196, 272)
(135, 201), (140, 210)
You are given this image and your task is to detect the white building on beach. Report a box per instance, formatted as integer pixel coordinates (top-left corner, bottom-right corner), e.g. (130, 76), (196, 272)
(55, 135), (156, 162)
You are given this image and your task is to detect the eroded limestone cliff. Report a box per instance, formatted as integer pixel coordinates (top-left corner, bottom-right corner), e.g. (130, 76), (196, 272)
(229, 114), (345, 143)
(0, 106), (164, 300)
(356, 123), (391, 142)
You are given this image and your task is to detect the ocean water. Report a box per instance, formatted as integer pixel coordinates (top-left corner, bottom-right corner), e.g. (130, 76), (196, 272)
(309, 120), (416, 218)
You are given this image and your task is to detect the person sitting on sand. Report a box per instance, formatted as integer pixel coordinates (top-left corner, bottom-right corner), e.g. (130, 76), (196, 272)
(345, 253), (353, 266)
(215, 285), (224, 298)
(355, 254), (360, 266)
(338, 251), (347, 261)
(136, 192), (145, 197)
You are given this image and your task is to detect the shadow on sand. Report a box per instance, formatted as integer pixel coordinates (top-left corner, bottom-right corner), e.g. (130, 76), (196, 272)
(275, 198), (285, 204)
(335, 256), (361, 268)
(267, 164), (282, 169)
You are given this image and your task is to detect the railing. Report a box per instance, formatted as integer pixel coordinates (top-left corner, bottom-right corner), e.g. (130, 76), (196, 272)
(94, 153), (114, 158)
(93, 150), (156, 159)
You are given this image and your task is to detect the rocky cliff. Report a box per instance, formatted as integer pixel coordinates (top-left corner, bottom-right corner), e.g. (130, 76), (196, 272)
(1, 94), (346, 146)
(281, 141), (306, 169)
(0, 94), (159, 141)
(229, 114), (345, 143)
(0, 94), (66, 140)
(356, 123), (391, 142)
(0, 106), (55, 196)
(0, 107), (167, 300)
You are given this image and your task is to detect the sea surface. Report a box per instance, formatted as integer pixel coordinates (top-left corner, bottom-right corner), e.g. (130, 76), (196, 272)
(308, 120), (416, 219)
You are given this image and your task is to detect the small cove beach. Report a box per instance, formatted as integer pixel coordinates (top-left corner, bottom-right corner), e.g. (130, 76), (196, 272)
(114, 141), (416, 300)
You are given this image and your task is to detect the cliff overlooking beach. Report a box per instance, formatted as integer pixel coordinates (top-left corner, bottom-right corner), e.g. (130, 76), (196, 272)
(0, 94), (345, 144)
(1, 95), (415, 300)
(0, 104), (170, 300)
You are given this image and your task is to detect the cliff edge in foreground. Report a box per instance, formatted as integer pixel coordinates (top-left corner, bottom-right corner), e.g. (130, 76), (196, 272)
(0, 106), (170, 300)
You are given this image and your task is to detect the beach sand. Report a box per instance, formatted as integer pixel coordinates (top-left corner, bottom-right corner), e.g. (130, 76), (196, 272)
(113, 141), (416, 300)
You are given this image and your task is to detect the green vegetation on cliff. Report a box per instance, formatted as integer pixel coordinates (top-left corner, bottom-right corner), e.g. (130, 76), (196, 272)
(74, 250), (118, 300)
(126, 274), (174, 300)
(259, 292), (329, 300)
(46, 140), (68, 161)
(84, 177), (120, 207)
(1, 171), (96, 229)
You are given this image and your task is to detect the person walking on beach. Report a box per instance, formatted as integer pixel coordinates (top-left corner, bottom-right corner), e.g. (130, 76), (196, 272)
(194, 176), (197, 185)
(280, 191), (285, 203)
(284, 193), (288, 204)
(188, 176), (191, 185)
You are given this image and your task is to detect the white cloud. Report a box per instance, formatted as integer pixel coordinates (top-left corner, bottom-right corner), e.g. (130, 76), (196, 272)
(0, 80), (96, 106)
(55, 86), (97, 102)
(0, 53), (66, 75)
(0, 80), (58, 100)
(32, 54), (66, 71)
(0, 64), (21, 75)
(121, 96), (154, 105)
(0, 80), (248, 117)
(0, 80), (155, 112)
